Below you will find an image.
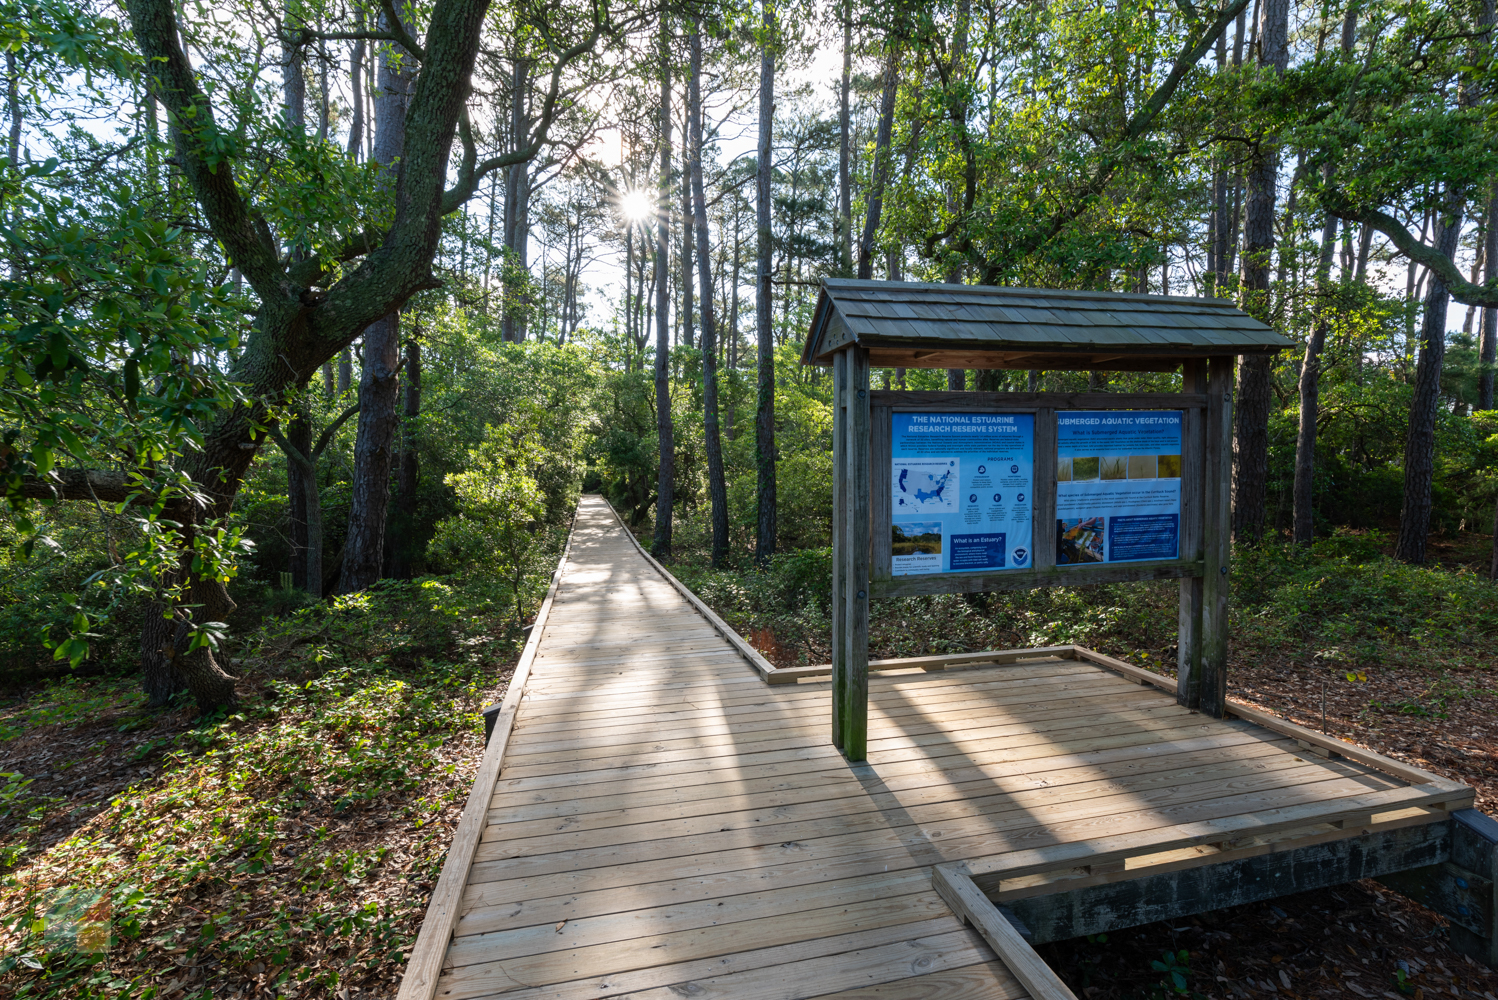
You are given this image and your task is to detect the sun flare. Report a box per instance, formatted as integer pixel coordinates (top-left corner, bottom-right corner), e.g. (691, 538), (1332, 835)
(618, 188), (655, 224)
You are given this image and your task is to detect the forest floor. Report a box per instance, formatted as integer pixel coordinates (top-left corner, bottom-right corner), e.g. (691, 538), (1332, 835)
(0, 577), (530, 1000)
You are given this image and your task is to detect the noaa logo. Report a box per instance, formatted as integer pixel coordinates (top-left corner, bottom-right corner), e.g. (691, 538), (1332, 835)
(1013, 547), (1028, 564)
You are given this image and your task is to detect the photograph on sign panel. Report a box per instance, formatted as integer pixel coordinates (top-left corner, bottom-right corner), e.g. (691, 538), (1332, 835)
(1057, 517), (1105, 564)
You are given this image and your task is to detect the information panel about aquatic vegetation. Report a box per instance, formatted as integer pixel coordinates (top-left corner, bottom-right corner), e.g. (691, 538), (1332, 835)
(891, 412), (1035, 576)
(1055, 411), (1182, 565)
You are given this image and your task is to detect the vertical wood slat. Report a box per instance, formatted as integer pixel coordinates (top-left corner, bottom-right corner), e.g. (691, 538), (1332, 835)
(1176, 359), (1207, 711)
(1033, 408), (1057, 573)
(843, 347), (872, 761)
(1200, 355), (1234, 718)
(831, 351), (847, 749)
(871, 406), (893, 580)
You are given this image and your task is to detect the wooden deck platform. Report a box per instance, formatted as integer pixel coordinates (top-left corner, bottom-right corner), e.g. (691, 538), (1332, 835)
(403, 495), (1472, 1000)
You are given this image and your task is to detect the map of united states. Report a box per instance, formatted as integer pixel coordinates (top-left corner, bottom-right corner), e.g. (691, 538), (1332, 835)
(915, 470), (952, 502)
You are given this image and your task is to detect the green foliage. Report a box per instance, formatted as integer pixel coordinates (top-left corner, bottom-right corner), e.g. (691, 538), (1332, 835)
(1231, 536), (1498, 670)
(429, 426), (554, 622)
(1150, 948), (1195, 997)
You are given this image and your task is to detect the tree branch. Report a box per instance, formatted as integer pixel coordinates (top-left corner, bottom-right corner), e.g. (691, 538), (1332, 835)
(312, 403), (361, 458)
(124, 0), (290, 306)
(1335, 203), (1498, 307)
(439, 5), (610, 213)
(20, 470), (148, 504)
(376, 0), (427, 60)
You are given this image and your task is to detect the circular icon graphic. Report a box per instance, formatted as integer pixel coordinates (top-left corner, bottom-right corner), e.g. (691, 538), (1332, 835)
(992, 493), (1002, 503)
(1010, 464), (1019, 473)
(1017, 492), (1026, 503)
(1014, 547), (1028, 563)
(978, 465), (987, 474)
(968, 494), (977, 503)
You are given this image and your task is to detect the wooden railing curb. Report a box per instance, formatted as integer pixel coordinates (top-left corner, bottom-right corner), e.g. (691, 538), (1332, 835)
(394, 500), (580, 1000)
(932, 864), (1080, 1000)
(598, 497), (776, 682)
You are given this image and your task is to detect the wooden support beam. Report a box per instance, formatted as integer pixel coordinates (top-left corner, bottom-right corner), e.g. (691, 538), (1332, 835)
(1200, 355), (1234, 718)
(1379, 811), (1498, 964)
(957, 780), (1472, 899)
(1034, 408), (1057, 575)
(1003, 821), (1453, 946)
(932, 865), (1081, 1000)
(870, 390), (1208, 410)
(831, 350), (847, 748)
(1176, 358), (1206, 712)
(871, 404), (892, 580)
(842, 347), (872, 760)
(871, 559), (1203, 597)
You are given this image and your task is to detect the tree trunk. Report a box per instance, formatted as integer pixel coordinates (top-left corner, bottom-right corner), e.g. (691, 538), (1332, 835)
(347, 29), (365, 158)
(281, 0), (304, 130)
(856, 44), (899, 280)
(502, 58), (532, 344)
(680, 142), (695, 349)
(389, 337), (420, 578)
(338, 347), (352, 393)
(1230, 0), (1288, 545)
(654, 23), (675, 558)
(341, 314), (402, 591)
(946, 370), (965, 390)
(689, 25), (730, 568)
(1293, 176), (1340, 546)
(754, 0), (777, 565)
(1480, 182), (1497, 411)
(302, 456), (323, 599)
(6, 50), (20, 166)
(287, 411), (311, 589)
(1291, 12), (1359, 545)
(339, 10), (411, 593)
(838, 0), (852, 275)
(1396, 199), (1464, 564)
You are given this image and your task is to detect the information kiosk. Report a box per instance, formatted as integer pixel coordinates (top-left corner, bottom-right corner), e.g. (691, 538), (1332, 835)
(802, 278), (1293, 761)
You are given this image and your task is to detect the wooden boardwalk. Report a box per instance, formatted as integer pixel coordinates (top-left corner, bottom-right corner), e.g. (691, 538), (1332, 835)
(415, 495), (1470, 1000)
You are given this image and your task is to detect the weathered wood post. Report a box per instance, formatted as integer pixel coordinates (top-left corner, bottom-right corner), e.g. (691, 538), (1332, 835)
(831, 350), (846, 749)
(1201, 354), (1234, 717)
(839, 347), (871, 759)
(1176, 358), (1206, 711)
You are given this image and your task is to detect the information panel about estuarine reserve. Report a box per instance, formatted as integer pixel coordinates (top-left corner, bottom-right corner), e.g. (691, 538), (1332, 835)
(1055, 410), (1182, 565)
(891, 412), (1035, 576)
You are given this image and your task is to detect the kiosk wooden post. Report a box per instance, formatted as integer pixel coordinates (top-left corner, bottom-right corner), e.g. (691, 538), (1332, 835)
(808, 281), (1288, 762)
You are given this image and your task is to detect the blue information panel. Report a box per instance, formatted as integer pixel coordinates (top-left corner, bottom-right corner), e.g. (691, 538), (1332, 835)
(1055, 411), (1182, 565)
(891, 412), (1034, 576)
